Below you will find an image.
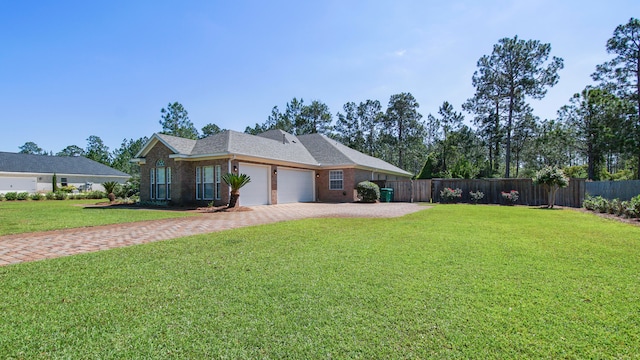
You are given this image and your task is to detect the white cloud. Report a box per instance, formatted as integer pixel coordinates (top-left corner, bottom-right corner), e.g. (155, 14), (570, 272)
(394, 49), (407, 57)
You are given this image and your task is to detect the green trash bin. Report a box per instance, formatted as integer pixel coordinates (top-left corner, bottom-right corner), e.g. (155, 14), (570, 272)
(380, 188), (393, 202)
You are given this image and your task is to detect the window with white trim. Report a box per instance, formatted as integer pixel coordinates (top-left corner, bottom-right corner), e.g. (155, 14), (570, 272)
(215, 165), (221, 200)
(166, 167), (172, 200)
(329, 170), (343, 190)
(196, 165), (221, 200)
(151, 159), (171, 200)
(150, 168), (155, 199)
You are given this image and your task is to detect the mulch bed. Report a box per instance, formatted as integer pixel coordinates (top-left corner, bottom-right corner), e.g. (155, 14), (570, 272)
(196, 206), (253, 213)
(575, 207), (640, 227)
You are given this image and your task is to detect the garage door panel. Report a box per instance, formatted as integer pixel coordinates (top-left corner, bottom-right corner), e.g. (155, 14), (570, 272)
(0, 177), (37, 194)
(239, 163), (270, 206)
(277, 168), (314, 203)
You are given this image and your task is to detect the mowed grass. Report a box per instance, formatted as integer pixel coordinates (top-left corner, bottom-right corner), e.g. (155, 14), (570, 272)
(1, 205), (639, 358)
(0, 200), (196, 235)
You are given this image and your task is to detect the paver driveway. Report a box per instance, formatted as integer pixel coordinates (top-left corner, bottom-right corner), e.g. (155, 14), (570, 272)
(0, 202), (425, 266)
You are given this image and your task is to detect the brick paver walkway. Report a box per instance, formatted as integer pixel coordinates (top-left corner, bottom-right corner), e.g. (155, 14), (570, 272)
(0, 203), (425, 266)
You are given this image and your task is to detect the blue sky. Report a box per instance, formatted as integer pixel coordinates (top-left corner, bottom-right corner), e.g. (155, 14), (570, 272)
(1, 1), (638, 154)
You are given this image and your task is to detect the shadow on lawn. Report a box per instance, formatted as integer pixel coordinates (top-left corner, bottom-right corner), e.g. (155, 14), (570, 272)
(81, 203), (198, 212)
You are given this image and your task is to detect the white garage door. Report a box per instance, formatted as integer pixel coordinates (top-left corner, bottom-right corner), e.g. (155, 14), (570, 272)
(277, 168), (314, 203)
(238, 163), (270, 206)
(0, 177), (37, 194)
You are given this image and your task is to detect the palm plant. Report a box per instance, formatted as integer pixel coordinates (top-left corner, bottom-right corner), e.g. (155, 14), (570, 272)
(222, 173), (251, 208)
(102, 181), (119, 203)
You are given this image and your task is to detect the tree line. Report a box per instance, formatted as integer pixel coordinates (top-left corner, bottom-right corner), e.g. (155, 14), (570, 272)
(243, 18), (640, 180)
(16, 102), (225, 177)
(17, 18), (640, 181)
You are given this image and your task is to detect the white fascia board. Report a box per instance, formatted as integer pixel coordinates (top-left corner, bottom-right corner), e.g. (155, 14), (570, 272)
(352, 165), (413, 178)
(0, 171), (130, 179)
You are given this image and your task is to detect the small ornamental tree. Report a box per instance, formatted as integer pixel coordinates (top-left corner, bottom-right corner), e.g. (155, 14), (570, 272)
(222, 173), (251, 208)
(102, 181), (119, 203)
(533, 166), (569, 209)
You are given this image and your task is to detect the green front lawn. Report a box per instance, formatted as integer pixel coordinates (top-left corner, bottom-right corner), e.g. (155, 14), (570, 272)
(1, 205), (638, 358)
(0, 200), (196, 235)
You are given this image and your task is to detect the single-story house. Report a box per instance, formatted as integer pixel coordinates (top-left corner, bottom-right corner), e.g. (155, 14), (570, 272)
(133, 129), (412, 206)
(0, 152), (130, 194)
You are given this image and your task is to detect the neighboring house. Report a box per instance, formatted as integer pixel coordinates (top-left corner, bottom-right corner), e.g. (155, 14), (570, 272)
(133, 129), (412, 206)
(0, 152), (130, 194)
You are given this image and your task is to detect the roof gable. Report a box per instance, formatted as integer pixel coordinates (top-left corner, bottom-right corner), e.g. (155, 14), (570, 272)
(135, 133), (197, 158)
(0, 152), (131, 177)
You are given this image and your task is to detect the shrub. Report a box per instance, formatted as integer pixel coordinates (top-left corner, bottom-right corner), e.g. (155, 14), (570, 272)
(139, 200), (169, 207)
(583, 195), (640, 219)
(609, 199), (625, 216)
(85, 190), (106, 199)
(501, 190), (519, 205)
(45, 192), (56, 200)
(120, 196), (139, 205)
(16, 192), (30, 200)
(583, 195), (598, 211)
(469, 190), (484, 204)
(116, 177), (140, 198)
(356, 181), (380, 202)
(54, 191), (67, 200)
(4, 192), (18, 201)
(0, 193), (4, 201)
(440, 187), (462, 203)
(626, 195), (640, 218)
(59, 185), (78, 193)
(30, 193), (44, 201)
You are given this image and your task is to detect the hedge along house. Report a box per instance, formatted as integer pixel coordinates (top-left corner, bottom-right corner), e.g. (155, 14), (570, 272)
(0, 152), (130, 194)
(133, 129), (412, 206)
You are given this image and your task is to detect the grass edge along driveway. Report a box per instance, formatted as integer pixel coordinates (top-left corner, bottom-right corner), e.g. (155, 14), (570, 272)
(0, 205), (639, 358)
(0, 200), (197, 236)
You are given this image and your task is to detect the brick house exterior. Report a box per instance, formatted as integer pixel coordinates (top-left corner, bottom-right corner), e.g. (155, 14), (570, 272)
(133, 130), (411, 206)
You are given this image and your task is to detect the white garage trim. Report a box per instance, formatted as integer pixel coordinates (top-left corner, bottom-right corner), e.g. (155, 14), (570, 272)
(277, 167), (315, 204)
(238, 163), (270, 206)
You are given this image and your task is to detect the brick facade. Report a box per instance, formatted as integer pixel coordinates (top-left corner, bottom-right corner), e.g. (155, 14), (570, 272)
(138, 139), (410, 206)
(316, 168), (357, 203)
(140, 142), (232, 207)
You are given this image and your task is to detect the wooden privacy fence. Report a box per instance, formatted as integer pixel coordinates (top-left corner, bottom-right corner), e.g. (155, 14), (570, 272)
(385, 180), (432, 203)
(382, 178), (585, 208)
(585, 180), (640, 201)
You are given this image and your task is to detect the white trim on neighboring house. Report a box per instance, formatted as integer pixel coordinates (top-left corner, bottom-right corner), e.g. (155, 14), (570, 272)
(0, 171), (129, 179)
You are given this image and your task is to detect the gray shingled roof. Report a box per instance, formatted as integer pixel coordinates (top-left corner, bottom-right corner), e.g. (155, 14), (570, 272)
(139, 130), (411, 176)
(297, 134), (412, 176)
(0, 152), (131, 177)
(226, 131), (318, 165)
(159, 131), (319, 166)
(156, 133), (197, 154)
